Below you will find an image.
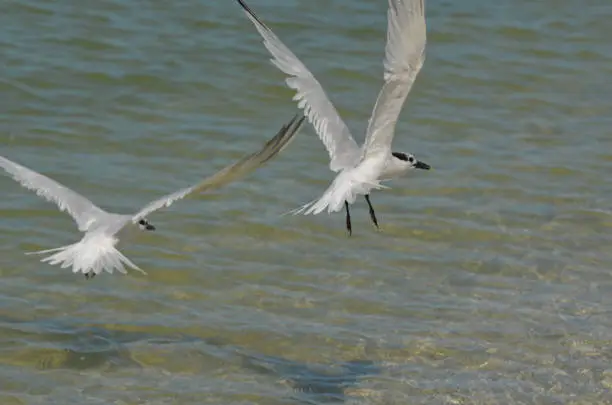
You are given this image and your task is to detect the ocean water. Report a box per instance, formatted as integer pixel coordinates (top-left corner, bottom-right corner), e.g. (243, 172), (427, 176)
(1, 0), (612, 403)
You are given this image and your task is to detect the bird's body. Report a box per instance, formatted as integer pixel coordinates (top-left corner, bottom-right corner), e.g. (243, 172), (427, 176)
(237, 0), (431, 234)
(303, 157), (387, 215)
(1, 114), (305, 278)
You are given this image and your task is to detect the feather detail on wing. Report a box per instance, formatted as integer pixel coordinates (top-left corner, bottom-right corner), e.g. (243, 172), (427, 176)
(362, 0), (427, 158)
(131, 114), (305, 222)
(237, 0), (361, 171)
(0, 156), (107, 232)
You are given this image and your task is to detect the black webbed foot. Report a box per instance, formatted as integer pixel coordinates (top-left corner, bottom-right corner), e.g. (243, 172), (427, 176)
(344, 201), (352, 236)
(364, 194), (379, 230)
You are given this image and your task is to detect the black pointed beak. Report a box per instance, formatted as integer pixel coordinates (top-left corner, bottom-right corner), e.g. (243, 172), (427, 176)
(415, 161), (431, 170)
(146, 224), (156, 231)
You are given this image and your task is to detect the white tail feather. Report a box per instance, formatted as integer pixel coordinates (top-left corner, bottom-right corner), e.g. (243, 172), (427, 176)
(287, 171), (389, 216)
(283, 197), (319, 217)
(26, 233), (146, 276)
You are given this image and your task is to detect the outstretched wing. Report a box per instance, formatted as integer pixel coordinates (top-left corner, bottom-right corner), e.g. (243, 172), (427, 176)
(131, 114), (305, 222)
(362, 0), (427, 159)
(0, 156), (107, 231)
(236, 0), (361, 172)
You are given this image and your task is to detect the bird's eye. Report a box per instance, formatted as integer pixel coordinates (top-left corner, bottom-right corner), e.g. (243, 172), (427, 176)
(138, 219), (145, 225)
(408, 156), (415, 163)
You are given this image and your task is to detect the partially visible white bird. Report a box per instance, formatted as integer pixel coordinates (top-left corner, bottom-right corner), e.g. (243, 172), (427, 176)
(236, 0), (431, 235)
(0, 114), (305, 279)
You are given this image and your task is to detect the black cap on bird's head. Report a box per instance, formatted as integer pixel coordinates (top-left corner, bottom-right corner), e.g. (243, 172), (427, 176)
(138, 219), (155, 231)
(392, 152), (431, 170)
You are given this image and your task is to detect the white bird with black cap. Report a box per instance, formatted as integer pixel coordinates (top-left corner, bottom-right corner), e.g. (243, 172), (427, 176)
(0, 114), (305, 279)
(236, 0), (431, 235)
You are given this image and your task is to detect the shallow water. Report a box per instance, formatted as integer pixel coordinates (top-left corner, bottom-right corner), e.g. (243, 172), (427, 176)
(1, 0), (612, 403)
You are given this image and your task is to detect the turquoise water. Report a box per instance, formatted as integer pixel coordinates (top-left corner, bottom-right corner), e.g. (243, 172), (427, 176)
(1, 0), (612, 403)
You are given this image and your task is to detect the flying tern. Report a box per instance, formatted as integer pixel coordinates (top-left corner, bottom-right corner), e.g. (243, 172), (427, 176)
(0, 114), (305, 279)
(236, 0), (431, 235)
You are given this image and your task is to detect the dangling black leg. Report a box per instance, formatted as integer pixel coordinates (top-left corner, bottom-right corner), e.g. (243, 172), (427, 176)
(344, 201), (352, 236)
(364, 194), (379, 229)
(84, 271), (95, 280)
